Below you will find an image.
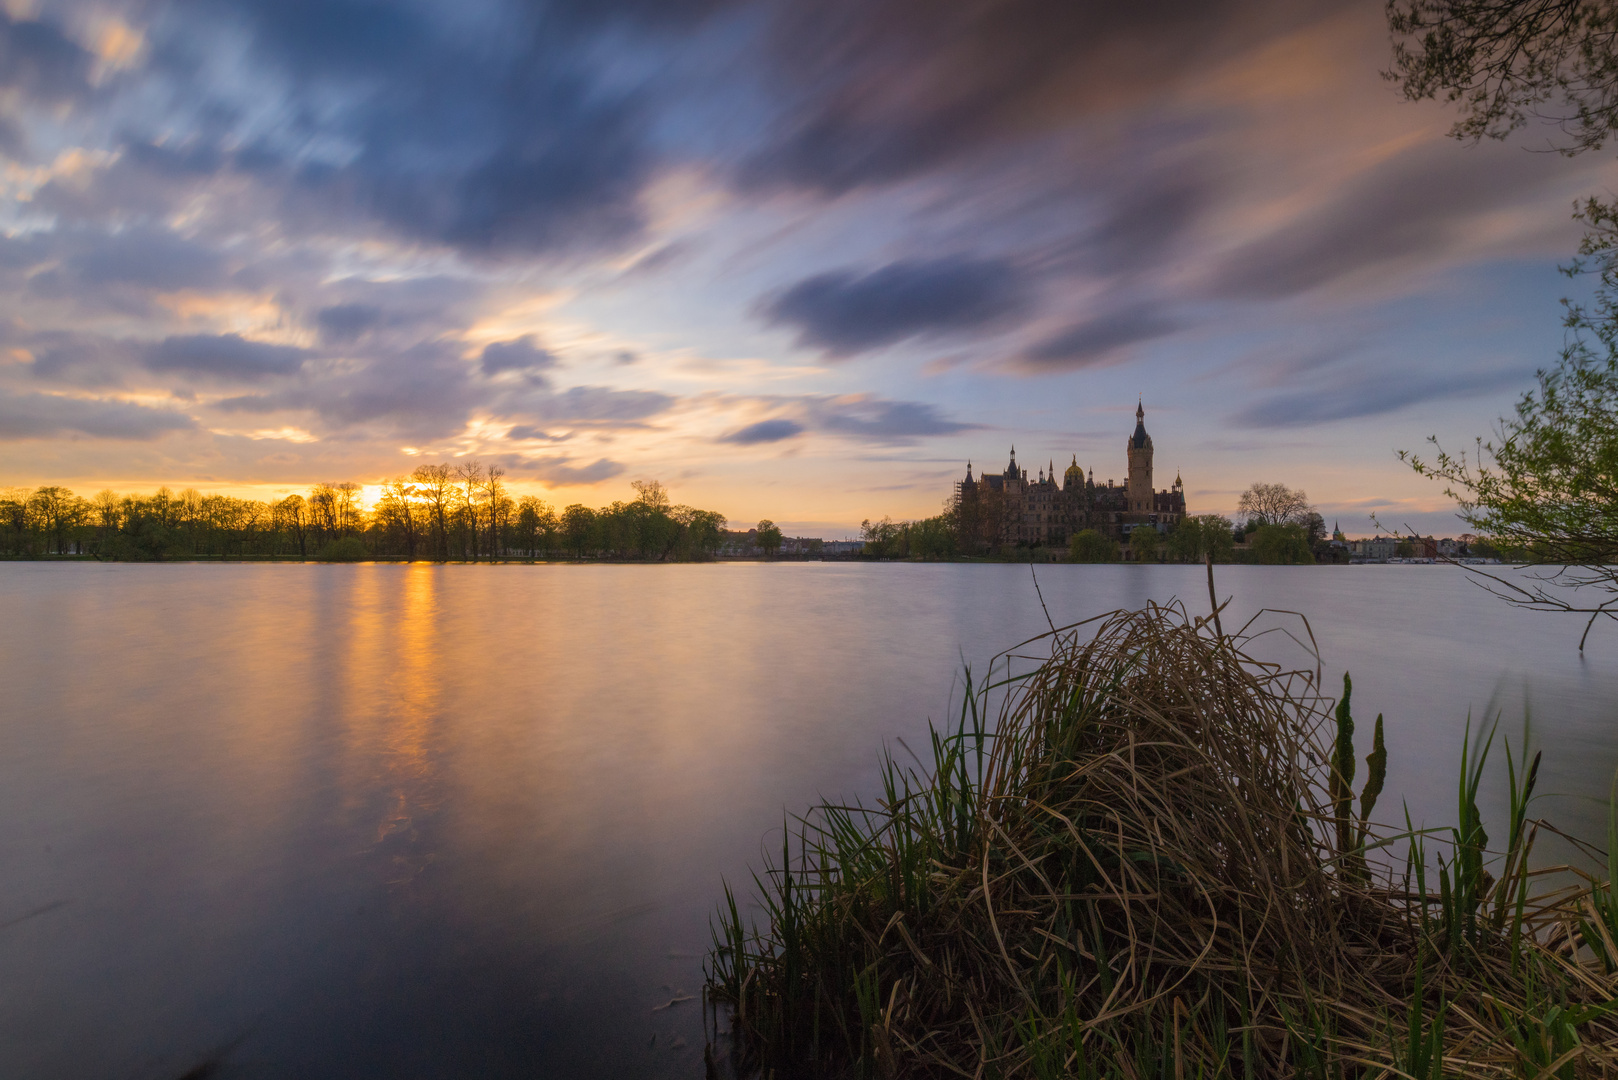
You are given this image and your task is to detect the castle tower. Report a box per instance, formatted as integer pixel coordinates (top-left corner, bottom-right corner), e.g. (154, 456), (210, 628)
(1126, 400), (1154, 515)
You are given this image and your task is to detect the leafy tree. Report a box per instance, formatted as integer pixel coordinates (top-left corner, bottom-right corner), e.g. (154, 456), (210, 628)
(1405, 341), (1618, 637)
(1236, 482), (1314, 527)
(1128, 527), (1161, 563)
(1069, 528), (1118, 563)
(1304, 511), (1327, 546)
(1167, 514), (1236, 563)
(861, 516), (901, 558)
(561, 504), (597, 556)
(756, 519), (784, 557)
(1248, 523), (1315, 565)
(904, 514), (957, 559)
(1388, 0), (1618, 154)
(674, 508), (727, 559)
(514, 496), (554, 558)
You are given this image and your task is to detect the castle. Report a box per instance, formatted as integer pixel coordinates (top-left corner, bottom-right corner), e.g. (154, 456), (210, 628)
(954, 401), (1186, 547)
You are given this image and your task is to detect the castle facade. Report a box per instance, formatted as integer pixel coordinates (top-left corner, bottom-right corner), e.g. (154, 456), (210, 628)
(954, 402), (1186, 547)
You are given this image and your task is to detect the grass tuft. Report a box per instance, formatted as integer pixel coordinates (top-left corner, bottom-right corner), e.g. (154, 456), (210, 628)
(706, 602), (1618, 1078)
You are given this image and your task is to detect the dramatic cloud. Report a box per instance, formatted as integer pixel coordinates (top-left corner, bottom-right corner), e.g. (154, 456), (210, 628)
(720, 418), (804, 444)
(0, 0), (1597, 527)
(738, 0), (1293, 194)
(1021, 307), (1181, 370)
(149, 0), (666, 258)
(481, 336), (559, 375)
(0, 392), (195, 440)
(763, 256), (1028, 356)
(143, 335), (310, 380)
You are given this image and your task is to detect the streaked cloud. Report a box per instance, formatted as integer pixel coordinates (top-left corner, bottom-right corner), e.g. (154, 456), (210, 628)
(761, 256), (1029, 357)
(0, 392), (195, 440)
(720, 418), (804, 444)
(0, 0), (1605, 528)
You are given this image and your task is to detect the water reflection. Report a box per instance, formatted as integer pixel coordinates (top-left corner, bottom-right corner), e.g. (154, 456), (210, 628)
(0, 562), (1616, 1078)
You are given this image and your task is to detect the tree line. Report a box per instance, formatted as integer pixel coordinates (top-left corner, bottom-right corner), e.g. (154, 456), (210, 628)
(0, 466), (728, 561)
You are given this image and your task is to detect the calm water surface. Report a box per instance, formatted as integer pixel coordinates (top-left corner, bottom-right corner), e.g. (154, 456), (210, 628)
(3, 562), (1618, 1079)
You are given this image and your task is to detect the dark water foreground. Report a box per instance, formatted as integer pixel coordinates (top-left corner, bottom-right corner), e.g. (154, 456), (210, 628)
(2, 562), (1616, 1079)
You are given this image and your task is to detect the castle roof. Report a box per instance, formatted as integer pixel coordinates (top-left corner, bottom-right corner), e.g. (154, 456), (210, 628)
(1131, 400), (1149, 450)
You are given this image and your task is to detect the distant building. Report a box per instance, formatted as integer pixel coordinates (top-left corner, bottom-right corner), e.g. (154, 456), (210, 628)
(717, 530), (826, 557)
(1353, 537), (1398, 561)
(954, 401), (1187, 547)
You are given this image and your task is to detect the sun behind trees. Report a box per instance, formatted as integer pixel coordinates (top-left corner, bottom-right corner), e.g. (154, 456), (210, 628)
(0, 468), (727, 562)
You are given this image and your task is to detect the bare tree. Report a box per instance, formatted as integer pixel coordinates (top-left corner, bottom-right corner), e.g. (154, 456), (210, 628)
(455, 460), (484, 560)
(1236, 482), (1314, 527)
(28, 486), (84, 555)
(411, 464), (454, 560)
(631, 479), (670, 508)
(479, 465), (507, 558)
(275, 494), (309, 557)
(382, 478), (421, 559)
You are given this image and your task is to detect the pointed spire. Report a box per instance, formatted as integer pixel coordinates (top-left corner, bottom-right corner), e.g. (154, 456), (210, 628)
(1137, 397), (1144, 421)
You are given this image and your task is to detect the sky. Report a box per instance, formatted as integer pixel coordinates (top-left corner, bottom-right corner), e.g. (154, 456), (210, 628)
(1, 0), (1614, 538)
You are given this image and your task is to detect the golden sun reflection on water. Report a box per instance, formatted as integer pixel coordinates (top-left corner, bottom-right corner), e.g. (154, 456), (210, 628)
(339, 563), (445, 888)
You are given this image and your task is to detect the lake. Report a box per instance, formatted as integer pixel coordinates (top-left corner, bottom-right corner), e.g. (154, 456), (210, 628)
(3, 562), (1617, 1079)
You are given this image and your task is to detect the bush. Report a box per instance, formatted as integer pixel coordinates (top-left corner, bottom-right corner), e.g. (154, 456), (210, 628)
(1068, 528), (1117, 563)
(313, 536), (369, 562)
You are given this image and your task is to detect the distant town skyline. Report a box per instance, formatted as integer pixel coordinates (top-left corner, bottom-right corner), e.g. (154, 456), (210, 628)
(3, 1), (1615, 538)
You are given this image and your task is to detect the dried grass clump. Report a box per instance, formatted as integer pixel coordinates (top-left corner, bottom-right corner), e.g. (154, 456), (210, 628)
(706, 601), (1618, 1078)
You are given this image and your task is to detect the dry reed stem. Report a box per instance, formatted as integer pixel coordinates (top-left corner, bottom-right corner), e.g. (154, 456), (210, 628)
(707, 603), (1618, 1079)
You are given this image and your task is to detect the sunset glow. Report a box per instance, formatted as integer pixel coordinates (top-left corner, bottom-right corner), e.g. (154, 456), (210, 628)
(2, 1), (1612, 536)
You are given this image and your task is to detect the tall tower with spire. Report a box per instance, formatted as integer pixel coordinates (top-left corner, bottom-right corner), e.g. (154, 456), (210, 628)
(1126, 400), (1154, 515)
